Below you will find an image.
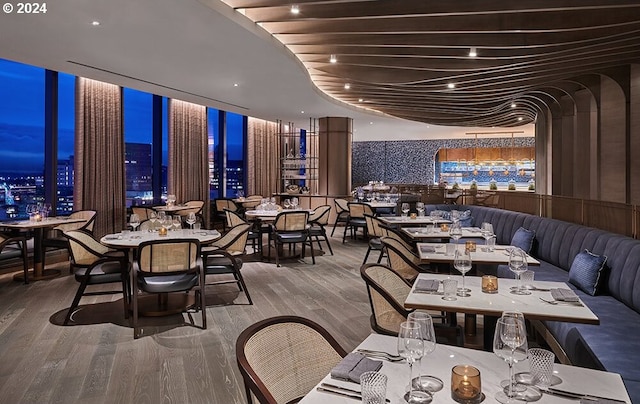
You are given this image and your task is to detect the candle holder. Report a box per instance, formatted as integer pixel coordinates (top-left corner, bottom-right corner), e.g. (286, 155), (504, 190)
(410, 212), (417, 219)
(465, 241), (477, 252)
(481, 275), (498, 293)
(158, 227), (168, 236)
(451, 365), (482, 404)
(440, 224), (449, 232)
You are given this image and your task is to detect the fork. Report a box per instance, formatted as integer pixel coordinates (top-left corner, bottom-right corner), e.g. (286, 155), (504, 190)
(539, 297), (583, 306)
(356, 349), (404, 362)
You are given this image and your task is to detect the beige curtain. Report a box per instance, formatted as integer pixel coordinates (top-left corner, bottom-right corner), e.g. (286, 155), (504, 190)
(75, 78), (125, 237)
(247, 117), (279, 196)
(168, 99), (210, 225)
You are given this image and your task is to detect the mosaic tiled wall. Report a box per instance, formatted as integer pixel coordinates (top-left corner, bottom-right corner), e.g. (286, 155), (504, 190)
(352, 137), (535, 186)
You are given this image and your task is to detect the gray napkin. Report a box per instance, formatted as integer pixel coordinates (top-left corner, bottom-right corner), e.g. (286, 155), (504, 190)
(551, 288), (579, 302)
(330, 353), (383, 383)
(415, 279), (440, 292)
(420, 245), (436, 253)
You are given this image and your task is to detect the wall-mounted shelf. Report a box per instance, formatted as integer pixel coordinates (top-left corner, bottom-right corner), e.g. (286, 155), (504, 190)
(278, 118), (319, 194)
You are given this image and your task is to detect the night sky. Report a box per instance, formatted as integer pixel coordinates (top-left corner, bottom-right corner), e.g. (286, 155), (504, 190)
(0, 58), (244, 174)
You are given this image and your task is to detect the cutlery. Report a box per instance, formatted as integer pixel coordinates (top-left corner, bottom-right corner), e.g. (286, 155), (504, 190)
(543, 387), (627, 403)
(356, 349), (402, 359)
(356, 349), (404, 362)
(539, 297), (583, 306)
(320, 383), (391, 403)
(317, 386), (362, 401)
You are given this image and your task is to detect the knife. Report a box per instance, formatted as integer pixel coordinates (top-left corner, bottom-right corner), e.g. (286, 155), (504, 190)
(320, 383), (391, 403)
(544, 387), (627, 403)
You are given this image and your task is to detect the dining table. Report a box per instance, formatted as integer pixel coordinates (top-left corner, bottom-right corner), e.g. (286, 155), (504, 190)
(404, 273), (599, 349)
(100, 228), (221, 315)
(300, 333), (630, 403)
(378, 215), (452, 228)
(402, 226), (484, 241)
(416, 243), (540, 266)
(152, 204), (191, 214)
(1, 216), (86, 282)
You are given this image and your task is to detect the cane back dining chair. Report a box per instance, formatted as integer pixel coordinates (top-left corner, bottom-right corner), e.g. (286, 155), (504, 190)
(268, 211), (315, 267)
(342, 202), (374, 243)
(63, 230), (129, 325)
(360, 263), (462, 346)
(236, 315), (347, 404)
(308, 204), (333, 255)
(132, 239), (206, 338)
(362, 214), (390, 265)
(0, 231), (29, 283)
(380, 236), (432, 284)
(214, 198), (241, 231)
(331, 198), (350, 237)
(43, 210), (97, 270)
(201, 222), (253, 304)
(226, 209), (262, 254)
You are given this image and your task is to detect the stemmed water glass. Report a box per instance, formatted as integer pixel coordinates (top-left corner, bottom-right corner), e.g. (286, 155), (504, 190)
(157, 211), (167, 230)
(481, 222), (494, 250)
(162, 215), (173, 232)
(283, 199), (291, 210)
(148, 211), (158, 231)
(398, 321), (431, 404)
(449, 221), (462, 245)
(493, 316), (528, 403)
(172, 216), (182, 231)
(401, 203), (410, 219)
(407, 312), (443, 395)
(509, 248), (530, 295)
(291, 197), (299, 209)
(454, 248), (472, 296)
(500, 311), (529, 393)
(186, 212), (197, 231)
(129, 213), (140, 232)
(416, 202), (425, 217)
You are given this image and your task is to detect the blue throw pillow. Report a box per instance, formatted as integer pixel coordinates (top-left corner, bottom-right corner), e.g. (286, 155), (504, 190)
(510, 227), (535, 253)
(569, 249), (607, 296)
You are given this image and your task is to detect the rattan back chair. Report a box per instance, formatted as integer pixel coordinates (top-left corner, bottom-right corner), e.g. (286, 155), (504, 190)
(43, 209), (97, 270)
(331, 198), (349, 237)
(380, 236), (429, 283)
(131, 206), (154, 221)
(360, 263), (462, 345)
(342, 202), (374, 243)
(362, 214), (389, 265)
(236, 316), (347, 404)
(268, 211), (314, 267)
(308, 205), (333, 255)
(0, 232), (29, 283)
(226, 209), (262, 254)
(132, 239), (205, 338)
(63, 230), (129, 325)
(214, 198), (241, 230)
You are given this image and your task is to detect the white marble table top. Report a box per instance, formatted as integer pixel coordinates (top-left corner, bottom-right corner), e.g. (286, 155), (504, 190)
(379, 216), (452, 227)
(100, 229), (220, 248)
(300, 333), (629, 403)
(1, 216), (86, 229)
(403, 226), (484, 240)
(405, 273), (599, 325)
(416, 243), (541, 266)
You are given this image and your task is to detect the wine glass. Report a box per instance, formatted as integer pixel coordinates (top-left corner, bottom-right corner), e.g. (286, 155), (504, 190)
(416, 202), (425, 217)
(454, 248), (472, 296)
(500, 311), (529, 393)
(481, 222), (494, 250)
(407, 312), (443, 394)
(292, 197), (299, 209)
(449, 221), (462, 245)
(509, 248), (530, 295)
(493, 316), (528, 403)
(398, 321), (431, 404)
(129, 213), (140, 232)
(186, 212), (197, 231)
(148, 211), (158, 231)
(172, 216), (182, 231)
(162, 215), (173, 232)
(283, 199), (291, 210)
(401, 203), (410, 219)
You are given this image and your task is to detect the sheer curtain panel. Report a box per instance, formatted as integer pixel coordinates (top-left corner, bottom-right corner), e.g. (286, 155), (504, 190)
(75, 78), (125, 237)
(168, 99), (210, 225)
(247, 118), (279, 196)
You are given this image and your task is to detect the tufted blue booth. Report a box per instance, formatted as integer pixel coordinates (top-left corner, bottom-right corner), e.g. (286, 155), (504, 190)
(426, 204), (640, 401)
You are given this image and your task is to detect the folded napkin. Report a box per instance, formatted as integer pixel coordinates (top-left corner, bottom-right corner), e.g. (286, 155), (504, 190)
(330, 353), (383, 383)
(420, 245), (436, 253)
(415, 279), (440, 292)
(550, 288), (579, 302)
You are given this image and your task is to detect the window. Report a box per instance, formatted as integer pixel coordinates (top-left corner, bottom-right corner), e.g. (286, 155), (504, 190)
(57, 72), (75, 215)
(0, 59), (45, 220)
(123, 88), (153, 207)
(207, 108), (220, 199)
(226, 112), (244, 197)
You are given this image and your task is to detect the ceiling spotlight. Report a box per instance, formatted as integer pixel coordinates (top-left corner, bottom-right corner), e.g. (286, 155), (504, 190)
(518, 117), (523, 121)
(511, 102), (517, 108)
(358, 98), (364, 102)
(301, 110), (305, 114)
(233, 83), (239, 87)
(447, 83), (455, 89)
(91, 21), (100, 26)
(344, 83), (351, 89)
(329, 54), (337, 64)
(290, 5), (300, 14)
(469, 47), (477, 57)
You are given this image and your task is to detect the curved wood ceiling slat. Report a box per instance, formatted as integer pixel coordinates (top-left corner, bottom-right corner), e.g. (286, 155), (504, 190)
(221, 0), (640, 127)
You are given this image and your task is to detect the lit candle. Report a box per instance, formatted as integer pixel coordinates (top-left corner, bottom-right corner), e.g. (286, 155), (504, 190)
(482, 275), (498, 293)
(451, 365), (482, 403)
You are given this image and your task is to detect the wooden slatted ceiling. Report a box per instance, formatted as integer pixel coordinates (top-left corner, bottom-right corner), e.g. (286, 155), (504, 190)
(221, 0), (640, 127)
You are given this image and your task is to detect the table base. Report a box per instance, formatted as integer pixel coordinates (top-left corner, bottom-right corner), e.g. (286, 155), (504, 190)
(136, 293), (196, 316)
(13, 268), (61, 282)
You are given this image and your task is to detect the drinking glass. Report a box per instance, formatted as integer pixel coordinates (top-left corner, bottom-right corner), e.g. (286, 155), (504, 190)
(283, 199), (291, 210)
(129, 213), (140, 232)
(509, 248), (530, 295)
(186, 212), (197, 230)
(416, 202), (425, 217)
(499, 311), (529, 394)
(148, 211), (158, 231)
(292, 197), (299, 209)
(493, 316), (527, 403)
(43, 203), (51, 219)
(407, 312), (443, 394)
(454, 248), (472, 296)
(449, 222), (462, 245)
(162, 215), (173, 232)
(401, 203), (410, 219)
(481, 222), (494, 250)
(398, 322), (431, 404)
(172, 216), (182, 231)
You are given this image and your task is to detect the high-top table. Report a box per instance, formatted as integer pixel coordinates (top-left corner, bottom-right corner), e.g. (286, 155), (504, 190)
(300, 333), (630, 403)
(2, 216), (86, 282)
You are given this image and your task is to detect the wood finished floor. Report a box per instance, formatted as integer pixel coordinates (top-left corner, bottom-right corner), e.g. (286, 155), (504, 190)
(0, 229), (378, 404)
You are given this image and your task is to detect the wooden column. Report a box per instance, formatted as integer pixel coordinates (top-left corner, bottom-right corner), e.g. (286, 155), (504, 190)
(318, 117), (352, 195)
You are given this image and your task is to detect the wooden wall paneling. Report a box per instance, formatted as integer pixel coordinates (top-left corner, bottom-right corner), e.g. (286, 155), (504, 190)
(630, 65), (640, 205)
(583, 200), (633, 237)
(599, 75), (627, 203)
(573, 89), (596, 199)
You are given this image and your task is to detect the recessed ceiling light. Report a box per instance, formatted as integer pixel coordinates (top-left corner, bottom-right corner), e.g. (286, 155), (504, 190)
(344, 83), (351, 90)
(301, 110), (305, 114)
(447, 83), (455, 89)
(518, 117), (523, 121)
(329, 55), (337, 64)
(291, 5), (300, 14)
(358, 98), (364, 102)
(469, 47), (477, 57)
(369, 122), (373, 125)
(91, 21), (100, 26)
(511, 102), (517, 108)
(233, 83), (239, 87)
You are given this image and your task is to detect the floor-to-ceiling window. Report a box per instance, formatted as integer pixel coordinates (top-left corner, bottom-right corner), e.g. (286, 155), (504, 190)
(123, 88), (153, 207)
(0, 59), (45, 220)
(226, 112), (245, 197)
(57, 72), (75, 215)
(208, 108), (220, 199)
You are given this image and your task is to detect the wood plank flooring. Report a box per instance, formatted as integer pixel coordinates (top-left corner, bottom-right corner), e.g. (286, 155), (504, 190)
(0, 229), (376, 404)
